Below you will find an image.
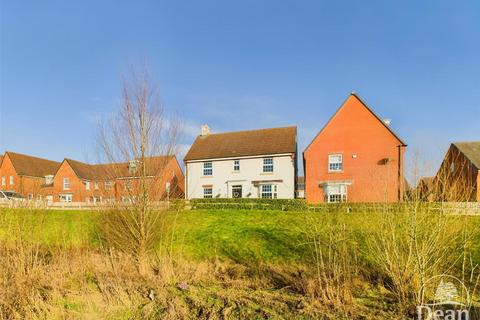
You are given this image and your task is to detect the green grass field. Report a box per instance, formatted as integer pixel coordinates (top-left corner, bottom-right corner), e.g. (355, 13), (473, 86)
(1, 208), (480, 319)
(1, 208), (479, 264)
(0, 209), (380, 261)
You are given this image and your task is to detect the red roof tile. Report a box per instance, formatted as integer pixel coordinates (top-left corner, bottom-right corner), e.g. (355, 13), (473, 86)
(184, 126), (297, 161)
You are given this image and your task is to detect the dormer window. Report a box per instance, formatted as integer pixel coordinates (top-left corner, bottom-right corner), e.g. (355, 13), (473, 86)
(44, 175), (54, 185)
(128, 160), (139, 174)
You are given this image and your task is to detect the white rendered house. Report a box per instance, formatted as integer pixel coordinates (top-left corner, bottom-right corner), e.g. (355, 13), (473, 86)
(184, 125), (298, 199)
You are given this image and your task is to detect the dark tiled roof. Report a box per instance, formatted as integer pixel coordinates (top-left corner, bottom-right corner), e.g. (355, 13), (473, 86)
(66, 156), (175, 180)
(6, 151), (61, 177)
(454, 142), (480, 169)
(184, 126), (297, 161)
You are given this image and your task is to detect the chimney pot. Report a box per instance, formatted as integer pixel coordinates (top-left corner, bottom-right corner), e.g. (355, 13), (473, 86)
(201, 124), (210, 136)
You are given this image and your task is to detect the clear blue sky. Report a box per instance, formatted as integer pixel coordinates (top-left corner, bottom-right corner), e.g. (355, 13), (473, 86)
(1, 1), (479, 178)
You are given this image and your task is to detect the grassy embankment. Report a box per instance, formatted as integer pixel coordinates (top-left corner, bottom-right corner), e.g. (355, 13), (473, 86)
(0, 208), (479, 319)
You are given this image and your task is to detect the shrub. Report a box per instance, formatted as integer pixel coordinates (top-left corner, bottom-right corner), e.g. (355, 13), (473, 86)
(190, 198), (308, 211)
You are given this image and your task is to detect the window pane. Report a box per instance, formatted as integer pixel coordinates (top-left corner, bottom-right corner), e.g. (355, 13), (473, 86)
(203, 162), (213, 175)
(325, 183), (347, 203)
(263, 158), (273, 172)
(261, 184), (273, 198)
(328, 154), (343, 172)
(203, 187), (213, 198)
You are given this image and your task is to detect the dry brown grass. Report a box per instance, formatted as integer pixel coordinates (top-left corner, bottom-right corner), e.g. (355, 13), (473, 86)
(1, 204), (478, 319)
(0, 239), (403, 319)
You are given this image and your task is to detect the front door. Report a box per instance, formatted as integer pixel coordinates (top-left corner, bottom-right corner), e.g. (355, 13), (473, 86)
(232, 185), (242, 198)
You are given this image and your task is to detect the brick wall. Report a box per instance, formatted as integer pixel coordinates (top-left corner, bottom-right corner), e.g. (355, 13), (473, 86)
(304, 94), (405, 204)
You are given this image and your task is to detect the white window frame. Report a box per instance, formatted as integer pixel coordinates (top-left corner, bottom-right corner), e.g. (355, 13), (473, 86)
(261, 184), (277, 199)
(328, 154), (343, 172)
(263, 157), (273, 173)
(203, 187), (213, 198)
(84, 181), (90, 190)
(128, 160), (139, 174)
(94, 181), (99, 190)
(63, 178), (70, 190)
(44, 175), (53, 185)
(325, 184), (347, 203)
(1, 176), (5, 186)
(59, 194), (73, 203)
(233, 160), (240, 172)
(9, 176), (14, 186)
(203, 162), (212, 176)
(105, 181), (113, 190)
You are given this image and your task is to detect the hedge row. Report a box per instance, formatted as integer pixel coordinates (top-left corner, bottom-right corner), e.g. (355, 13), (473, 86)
(186, 199), (479, 213)
(188, 198), (409, 212)
(189, 198), (308, 211)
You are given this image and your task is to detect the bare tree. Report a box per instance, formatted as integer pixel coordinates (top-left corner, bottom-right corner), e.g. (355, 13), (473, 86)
(97, 65), (182, 273)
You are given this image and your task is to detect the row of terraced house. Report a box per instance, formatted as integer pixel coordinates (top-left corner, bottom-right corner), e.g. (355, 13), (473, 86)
(0, 152), (184, 204)
(1, 93), (479, 204)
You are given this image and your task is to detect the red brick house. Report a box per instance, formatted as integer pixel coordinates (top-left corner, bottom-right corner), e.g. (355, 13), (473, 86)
(303, 93), (407, 203)
(0, 151), (61, 200)
(415, 177), (435, 201)
(52, 156), (184, 203)
(433, 142), (480, 202)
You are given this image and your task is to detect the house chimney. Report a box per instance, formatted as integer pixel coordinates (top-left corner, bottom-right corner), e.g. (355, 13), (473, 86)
(383, 119), (392, 126)
(201, 124), (210, 136)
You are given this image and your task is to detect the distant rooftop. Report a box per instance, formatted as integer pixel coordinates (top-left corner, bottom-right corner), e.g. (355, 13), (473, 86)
(453, 141), (480, 169)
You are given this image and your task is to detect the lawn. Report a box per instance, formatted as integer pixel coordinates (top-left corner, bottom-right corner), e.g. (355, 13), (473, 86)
(1, 207), (480, 319)
(0, 208), (100, 247)
(0, 208), (385, 262)
(1, 208), (479, 265)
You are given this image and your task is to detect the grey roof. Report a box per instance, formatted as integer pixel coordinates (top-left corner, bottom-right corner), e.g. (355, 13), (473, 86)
(454, 142), (480, 169)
